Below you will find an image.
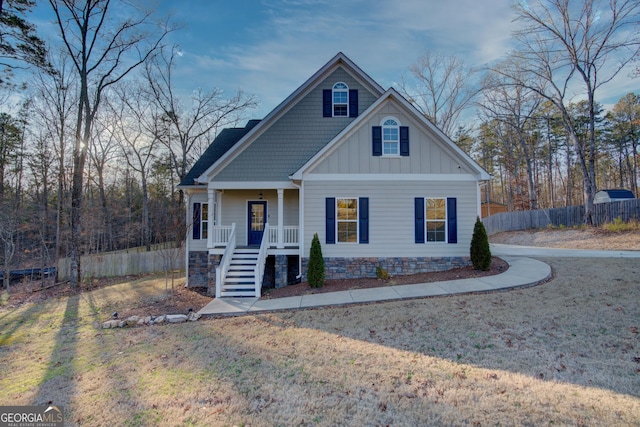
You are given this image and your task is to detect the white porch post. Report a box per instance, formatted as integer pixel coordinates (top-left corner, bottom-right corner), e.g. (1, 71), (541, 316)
(184, 191), (191, 287)
(277, 188), (284, 248)
(207, 188), (215, 249)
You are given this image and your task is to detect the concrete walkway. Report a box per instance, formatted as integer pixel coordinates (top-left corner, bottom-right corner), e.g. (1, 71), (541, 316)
(197, 245), (640, 317)
(198, 255), (552, 317)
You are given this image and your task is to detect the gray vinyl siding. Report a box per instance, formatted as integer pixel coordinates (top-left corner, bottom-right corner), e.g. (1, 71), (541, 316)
(214, 67), (378, 182)
(309, 100), (477, 175)
(220, 190), (299, 246)
(303, 180), (478, 258)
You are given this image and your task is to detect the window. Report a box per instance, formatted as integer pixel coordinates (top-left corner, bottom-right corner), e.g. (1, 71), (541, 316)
(372, 120), (409, 156)
(192, 202), (208, 240)
(425, 198), (446, 242)
(414, 197), (457, 244)
(382, 118), (399, 155)
(323, 84), (358, 117)
(333, 82), (348, 116)
(337, 198), (358, 243)
(325, 197), (369, 244)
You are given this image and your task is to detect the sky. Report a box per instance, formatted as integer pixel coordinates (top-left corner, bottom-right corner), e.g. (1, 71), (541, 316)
(30, 0), (638, 125)
(160, 0), (518, 120)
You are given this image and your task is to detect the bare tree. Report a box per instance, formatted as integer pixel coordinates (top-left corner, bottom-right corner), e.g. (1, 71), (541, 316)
(501, 0), (640, 223)
(607, 93), (640, 195)
(480, 63), (544, 209)
(48, 0), (172, 288)
(106, 82), (158, 251)
(89, 113), (120, 252)
(143, 46), (258, 183)
(399, 50), (478, 138)
(32, 52), (77, 269)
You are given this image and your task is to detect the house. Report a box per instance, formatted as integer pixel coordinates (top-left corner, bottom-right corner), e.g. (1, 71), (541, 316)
(178, 52), (491, 298)
(594, 189), (635, 203)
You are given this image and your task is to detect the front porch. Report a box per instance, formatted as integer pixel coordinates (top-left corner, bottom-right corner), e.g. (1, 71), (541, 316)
(187, 186), (302, 298)
(208, 223), (300, 298)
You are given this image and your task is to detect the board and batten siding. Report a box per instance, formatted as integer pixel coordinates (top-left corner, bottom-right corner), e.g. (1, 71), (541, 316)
(214, 67), (378, 182)
(220, 189), (299, 246)
(303, 180), (479, 258)
(308, 101), (476, 176)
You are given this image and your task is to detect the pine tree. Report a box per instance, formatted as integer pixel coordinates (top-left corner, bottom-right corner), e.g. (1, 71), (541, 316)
(470, 217), (492, 271)
(307, 233), (325, 288)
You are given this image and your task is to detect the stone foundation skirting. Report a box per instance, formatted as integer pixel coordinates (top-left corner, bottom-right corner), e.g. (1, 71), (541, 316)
(188, 251), (209, 288)
(301, 256), (471, 280)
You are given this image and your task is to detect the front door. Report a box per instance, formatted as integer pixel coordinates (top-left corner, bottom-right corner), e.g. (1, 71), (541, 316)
(248, 201), (267, 246)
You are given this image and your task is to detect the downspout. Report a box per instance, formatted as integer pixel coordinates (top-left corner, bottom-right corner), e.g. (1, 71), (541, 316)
(291, 180), (303, 279)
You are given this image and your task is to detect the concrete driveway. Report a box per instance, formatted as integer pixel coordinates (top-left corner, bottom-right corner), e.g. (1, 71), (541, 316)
(491, 243), (640, 258)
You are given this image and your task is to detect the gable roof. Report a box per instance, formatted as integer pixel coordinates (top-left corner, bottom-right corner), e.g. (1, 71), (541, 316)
(596, 189), (635, 199)
(290, 88), (492, 181)
(179, 119), (261, 187)
(195, 52), (385, 184)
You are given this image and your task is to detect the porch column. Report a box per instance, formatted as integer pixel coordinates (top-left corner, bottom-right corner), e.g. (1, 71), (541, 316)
(277, 188), (284, 248)
(207, 188), (215, 249)
(184, 192), (191, 287)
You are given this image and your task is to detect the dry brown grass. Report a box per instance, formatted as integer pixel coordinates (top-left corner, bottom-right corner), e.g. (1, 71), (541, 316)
(490, 227), (640, 250)
(1, 255), (639, 426)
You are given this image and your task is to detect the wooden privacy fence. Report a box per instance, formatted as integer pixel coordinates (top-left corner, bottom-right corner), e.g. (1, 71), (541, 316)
(483, 199), (640, 235)
(58, 246), (185, 280)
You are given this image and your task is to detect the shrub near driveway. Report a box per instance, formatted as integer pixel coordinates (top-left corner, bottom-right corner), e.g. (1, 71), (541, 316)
(0, 259), (639, 426)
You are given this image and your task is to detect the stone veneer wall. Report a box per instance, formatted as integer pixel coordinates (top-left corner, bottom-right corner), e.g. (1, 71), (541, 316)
(301, 256), (471, 280)
(188, 251), (209, 288)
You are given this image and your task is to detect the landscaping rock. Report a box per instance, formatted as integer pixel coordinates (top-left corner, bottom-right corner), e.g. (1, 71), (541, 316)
(102, 320), (119, 329)
(101, 312), (199, 329)
(124, 315), (139, 327)
(166, 314), (187, 323)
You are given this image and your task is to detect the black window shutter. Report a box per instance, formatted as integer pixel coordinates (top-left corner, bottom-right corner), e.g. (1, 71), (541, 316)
(323, 90), (332, 117)
(359, 197), (369, 244)
(447, 197), (457, 243)
(349, 89), (358, 117)
(325, 197), (336, 244)
(192, 203), (201, 240)
(372, 126), (382, 156)
(414, 198), (425, 243)
(400, 126), (410, 156)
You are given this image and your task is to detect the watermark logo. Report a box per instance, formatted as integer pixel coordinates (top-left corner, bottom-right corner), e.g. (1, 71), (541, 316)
(0, 406), (64, 427)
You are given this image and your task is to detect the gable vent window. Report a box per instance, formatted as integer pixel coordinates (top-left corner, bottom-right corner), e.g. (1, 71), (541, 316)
(323, 84), (358, 117)
(372, 117), (409, 157)
(333, 82), (348, 116)
(383, 118), (399, 155)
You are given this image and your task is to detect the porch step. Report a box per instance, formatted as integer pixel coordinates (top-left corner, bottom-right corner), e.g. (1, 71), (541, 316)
(220, 249), (260, 297)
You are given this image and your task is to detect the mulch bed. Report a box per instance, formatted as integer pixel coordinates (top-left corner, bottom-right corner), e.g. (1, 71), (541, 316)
(261, 257), (508, 299)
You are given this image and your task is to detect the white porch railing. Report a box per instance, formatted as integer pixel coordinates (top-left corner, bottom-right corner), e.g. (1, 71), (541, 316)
(213, 225), (233, 247)
(267, 226), (299, 247)
(214, 225), (299, 248)
(254, 223), (269, 298)
(215, 223), (236, 298)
